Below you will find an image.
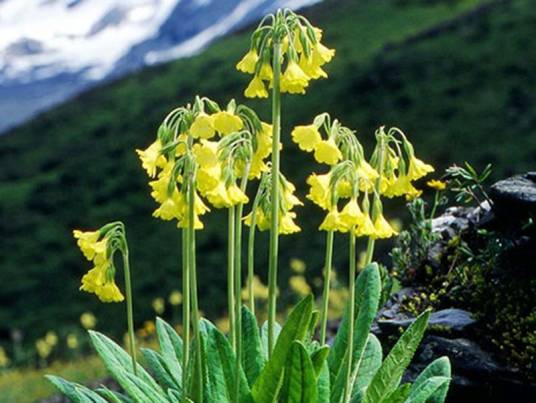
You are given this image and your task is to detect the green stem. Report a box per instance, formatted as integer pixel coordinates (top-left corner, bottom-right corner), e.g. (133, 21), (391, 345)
(344, 229), (357, 402)
(228, 207), (236, 351)
(430, 190), (440, 221)
(364, 237), (375, 266)
(234, 169), (249, 402)
(181, 227), (190, 391)
(247, 188), (262, 315)
(122, 250), (137, 375)
(267, 40), (282, 358)
(319, 230), (334, 345)
(187, 178), (203, 403)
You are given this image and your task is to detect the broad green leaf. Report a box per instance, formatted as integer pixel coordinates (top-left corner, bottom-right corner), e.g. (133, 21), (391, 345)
(201, 319), (229, 402)
(405, 377), (450, 403)
(46, 375), (108, 403)
(252, 295), (314, 403)
(261, 320), (282, 360)
(410, 357), (450, 403)
(190, 321), (212, 402)
(168, 389), (183, 403)
(331, 264), (381, 403)
(242, 306), (266, 386)
(363, 310), (431, 403)
(350, 334), (383, 403)
(96, 387), (132, 403)
(310, 345), (330, 377)
(385, 383), (411, 403)
(141, 347), (180, 391)
(204, 319), (252, 402)
(156, 317), (183, 385)
(280, 341), (317, 403)
(317, 361), (331, 403)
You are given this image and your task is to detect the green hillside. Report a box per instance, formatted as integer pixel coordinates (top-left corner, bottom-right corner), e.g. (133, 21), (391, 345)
(1, 0), (533, 349)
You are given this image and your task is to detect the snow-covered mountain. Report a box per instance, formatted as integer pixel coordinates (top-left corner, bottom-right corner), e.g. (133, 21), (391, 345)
(0, 0), (321, 133)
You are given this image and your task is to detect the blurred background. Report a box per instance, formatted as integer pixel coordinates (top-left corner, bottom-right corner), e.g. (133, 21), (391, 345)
(0, 0), (535, 400)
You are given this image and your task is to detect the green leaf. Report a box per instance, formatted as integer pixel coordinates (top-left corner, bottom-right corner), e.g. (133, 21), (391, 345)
(310, 345), (330, 377)
(410, 357), (451, 403)
(46, 375), (107, 403)
(204, 319), (252, 402)
(317, 361), (331, 403)
(405, 377), (450, 403)
(96, 387), (132, 403)
(331, 263), (381, 403)
(141, 347), (180, 391)
(261, 320), (282, 360)
(363, 310), (431, 403)
(350, 334), (383, 403)
(156, 317), (183, 365)
(384, 383), (411, 403)
(242, 306), (266, 387)
(252, 295), (314, 403)
(279, 341), (317, 403)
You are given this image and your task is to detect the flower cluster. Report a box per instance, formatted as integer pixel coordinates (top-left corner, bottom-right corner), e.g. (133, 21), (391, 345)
(73, 223), (126, 303)
(236, 9), (335, 97)
(294, 117), (434, 238)
(244, 170), (302, 234)
(137, 97), (273, 228)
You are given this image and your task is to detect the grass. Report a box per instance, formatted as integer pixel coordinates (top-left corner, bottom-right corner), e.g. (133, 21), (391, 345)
(1, 0), (534, 353)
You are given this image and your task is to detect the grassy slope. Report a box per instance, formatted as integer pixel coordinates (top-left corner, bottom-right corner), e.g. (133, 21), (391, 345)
(1, 0), (532, 347)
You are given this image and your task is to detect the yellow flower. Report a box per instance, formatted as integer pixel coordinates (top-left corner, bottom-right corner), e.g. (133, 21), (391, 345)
(45, 331), (58, 347)
(36, 339), (52, 359)
(193, 140), (219, 168)
(408, 156), (434, 180)
(73, 230), (103, 261)
(66, 334), (79, 349)
(355, 213), (375, 237)
(206, 182), (232, 208)
(405, 187), (422, 201)
(281, 60), (309, 94)
(136, 140), (167, 178)
(197, 164), (221, 193)
(190, 113), (215, 139)
(248, 156), (269, 179)
(371, 214), (398, 239)
(169, 290), (183, 306)
(319, 209), (341, 231)
(384, 175), (418, 198)
(152, 297), (165, 314)
(336, 180), (353, 198)
(152, 196), (184, 221)
(177, 212), (204, 230)
(427, 179), (447, 190)
(298, 55), (327, 80)
(357, 161), (379, 183)
(80, 265), (106, 293)
(289, 275), (311, 297)
(290, 258), (306, 273)
(80, 312), (97, 329)
(280, 212), (301, 234)
(339, 198), (365, 231)
(255, 123), (273, 159)
(241, 275), (269, 301)
(291, 124), (321, 152)
(212, 111), (243, 135)
(314, 139), (342, 165)
(312, 42), (335, 66)
(245, 76), (268, 98)
(96, 282), (124, 303)
(0, 347), (10, 367)
(258, 62), (273, 81)
(236, 49), (259, 73)
(306, 173), (330, 210)
(227, 184), (249, 205)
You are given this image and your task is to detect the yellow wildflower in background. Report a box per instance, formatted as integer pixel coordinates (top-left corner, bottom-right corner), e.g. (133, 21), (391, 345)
(241, 275), (269, 301)
(427, 179), (447, 190)
(0, 347), (10, 368)
(80, 312), (97, 329)
(152, 297), (165, 315)
(169, 290), (183, 306)
(66, 334), (79, 349)
(35, 339), (52, 359)
(290, 258), (306, 274)
(289, 275), (311, 297)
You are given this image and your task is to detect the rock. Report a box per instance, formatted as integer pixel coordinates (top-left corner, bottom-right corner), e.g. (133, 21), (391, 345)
(378, 308), (477, 335)
(490, 172), (536, 218)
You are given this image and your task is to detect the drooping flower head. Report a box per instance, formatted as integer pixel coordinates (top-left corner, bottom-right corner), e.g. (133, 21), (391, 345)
(137, 96), (272, 226)
(237, 9), (335, 98)
(74, 222), (129, 303)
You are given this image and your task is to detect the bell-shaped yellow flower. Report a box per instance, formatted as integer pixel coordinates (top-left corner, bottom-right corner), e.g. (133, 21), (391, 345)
(384, 175), (417, 198)
(245, 76), (268, 98)
(298, 55), (327, 80)
(255, 122), (273, 159)
(236, 49), (259, 74)
(291, 124), (321, 152)
(336, 180), (353, 199)
(280, 212), (301, 234)
(340, 198), (365, 231)
(80, 265), (106, 294)
(197, 164), (221, 193)
(73, 230), (107, 261)
(212, 111), (244, 135)
(281, 60), (309, 94)
(314, 139), (342, 165)
(190, 113), (215, 139)
(136, 140), (167, 178)
(193, 140), (219, 168)
(206, 182), (232, 208)
(354, 213), (375, 237)
(427, 179), (447, 190)
(96, 281), (125, 303)
(312, 42), (335, 66)
(258, 62), (273, 81)
(177, 213), (204, 230)
(152, 197), (183, 221)
(306, 173), (330, 210)
(319, 209), (341, 231)
(227, 184), (249, 205)
(408, 155), (434, 180)
(371, 214), (398, 239)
